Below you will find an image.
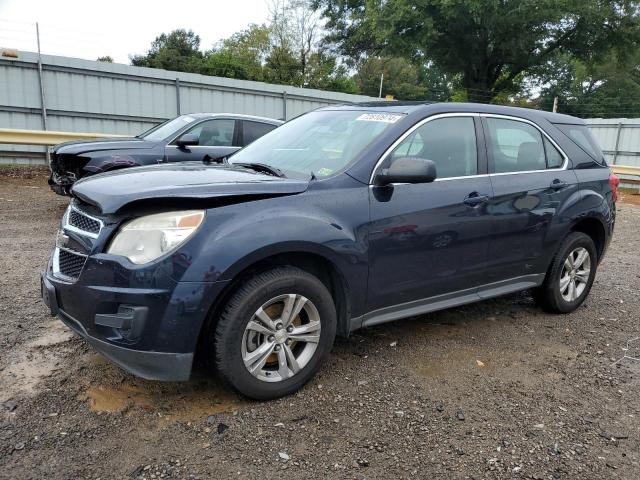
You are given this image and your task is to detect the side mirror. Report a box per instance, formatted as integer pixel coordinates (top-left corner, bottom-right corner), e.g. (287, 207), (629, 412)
(374, 157), (437, 186)
(176, 133), (199, 147)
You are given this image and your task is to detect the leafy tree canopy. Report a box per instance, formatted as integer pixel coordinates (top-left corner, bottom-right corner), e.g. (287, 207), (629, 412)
(315, 0), (640, 101)
(131, 29), (204, 73)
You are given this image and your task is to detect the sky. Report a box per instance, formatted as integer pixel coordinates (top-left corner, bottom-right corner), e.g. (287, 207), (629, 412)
(0, 0), (272, 63)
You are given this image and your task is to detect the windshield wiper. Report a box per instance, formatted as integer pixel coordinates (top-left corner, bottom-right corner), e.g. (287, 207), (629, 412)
(233, 162), (286, 178)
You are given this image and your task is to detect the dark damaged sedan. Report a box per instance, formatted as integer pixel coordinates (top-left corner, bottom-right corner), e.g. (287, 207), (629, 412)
(42, 102), (617, 400)
(48, 113), (282, 195)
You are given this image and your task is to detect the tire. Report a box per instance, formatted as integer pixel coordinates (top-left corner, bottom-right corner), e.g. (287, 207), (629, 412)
(213, 267), (337, 400)
(533, 232), (598, 313)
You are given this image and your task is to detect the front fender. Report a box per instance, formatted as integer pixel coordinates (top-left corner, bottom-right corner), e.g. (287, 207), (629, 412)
(83, 154), (141, 174)
(178, 184), (370, 316)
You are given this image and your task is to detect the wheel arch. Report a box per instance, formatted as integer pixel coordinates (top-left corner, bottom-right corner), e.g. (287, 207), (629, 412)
(570, 215), (607, 262)
(194, 246), (353, 366)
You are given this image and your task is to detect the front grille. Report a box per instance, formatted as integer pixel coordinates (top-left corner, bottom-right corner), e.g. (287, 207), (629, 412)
(56, 248), (87, 279)
(69, 208), (101, 234)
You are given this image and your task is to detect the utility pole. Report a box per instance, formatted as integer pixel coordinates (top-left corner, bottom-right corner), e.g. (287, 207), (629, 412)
(552, 96), (558, 113)
(378, 73), (384, 98)
(36, 22), (50, 163)
(36, 22), (48, 130)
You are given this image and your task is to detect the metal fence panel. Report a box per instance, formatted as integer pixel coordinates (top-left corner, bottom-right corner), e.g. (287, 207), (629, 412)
(0, 51), (376, 164)
(584, 118), (640, 167)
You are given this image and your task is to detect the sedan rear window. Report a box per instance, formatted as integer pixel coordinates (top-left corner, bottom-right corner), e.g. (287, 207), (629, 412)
(556, 124), (605, 164)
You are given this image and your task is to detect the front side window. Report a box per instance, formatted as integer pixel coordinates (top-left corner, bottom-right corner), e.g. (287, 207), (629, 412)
(386, 116), (478, 179)
(229, 110), (403, 179)
(139, 115), (200, 141)
(183, 119), (235, 146)
(486, 118), (563, 173)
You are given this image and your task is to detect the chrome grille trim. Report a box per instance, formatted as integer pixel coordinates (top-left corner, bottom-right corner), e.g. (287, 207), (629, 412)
(52, 246), (88, 282)
(64, 205), (104, 239)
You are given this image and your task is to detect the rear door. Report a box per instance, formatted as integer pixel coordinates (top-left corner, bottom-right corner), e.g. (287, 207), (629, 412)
(240, 120), (278, 146)
(165, 118), (239, 162)
(367, 114), (493, 314)
(482, 115), (579, 286)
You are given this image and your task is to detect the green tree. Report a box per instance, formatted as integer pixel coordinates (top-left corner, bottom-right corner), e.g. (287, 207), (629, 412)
(131, 29), (204, 73)
(306, 51), (359, 93)
(315, 0), (640, 102)
(356, 57), (426, 99)
(96, 56), (113, 63)
(203, 24), (271, 81)
(265, 45), (302, 84)
(536, 51), (640, 118)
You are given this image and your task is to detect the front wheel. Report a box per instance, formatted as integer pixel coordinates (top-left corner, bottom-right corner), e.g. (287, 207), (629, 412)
(533, 232), (598, 313)
(212, 267), (336, 400)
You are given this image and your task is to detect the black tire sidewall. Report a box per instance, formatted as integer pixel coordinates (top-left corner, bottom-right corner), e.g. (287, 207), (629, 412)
(215, 268), (336, 400)
(546, 232), (598, 313)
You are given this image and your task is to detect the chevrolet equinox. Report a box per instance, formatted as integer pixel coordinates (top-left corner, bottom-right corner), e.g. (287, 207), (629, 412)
(41, 102), (617, 400)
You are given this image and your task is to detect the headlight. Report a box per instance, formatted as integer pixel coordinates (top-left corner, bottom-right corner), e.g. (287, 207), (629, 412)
(107, 210), (205, 264)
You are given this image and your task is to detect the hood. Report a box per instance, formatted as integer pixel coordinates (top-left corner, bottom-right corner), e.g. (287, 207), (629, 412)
(72, 163), (309, 214)
(54, 138), (153, 156)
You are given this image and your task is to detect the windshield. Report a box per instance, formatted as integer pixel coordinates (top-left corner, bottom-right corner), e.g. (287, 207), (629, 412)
(229, 110), (404, 178)
(138, 115), (199, 141)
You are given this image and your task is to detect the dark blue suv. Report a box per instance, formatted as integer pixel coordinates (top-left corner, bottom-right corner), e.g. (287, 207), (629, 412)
(41, 102), (617, 400)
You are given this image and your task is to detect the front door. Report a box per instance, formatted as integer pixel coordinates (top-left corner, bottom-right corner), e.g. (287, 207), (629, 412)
(165, 118), (239, 162)
(481, 115), (580, 285)
(367, 114), (493, 315)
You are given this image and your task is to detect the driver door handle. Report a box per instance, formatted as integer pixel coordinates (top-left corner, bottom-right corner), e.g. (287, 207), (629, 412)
(550, 179), (568, 190)
(463, 192), (489, 206)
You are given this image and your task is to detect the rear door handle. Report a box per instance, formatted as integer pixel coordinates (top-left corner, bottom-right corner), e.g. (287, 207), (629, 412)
(550, 179), (568, 190)
(463, 192), (489, 206)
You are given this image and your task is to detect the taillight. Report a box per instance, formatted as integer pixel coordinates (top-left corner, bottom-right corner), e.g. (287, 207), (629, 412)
(609, 172), (620, 203)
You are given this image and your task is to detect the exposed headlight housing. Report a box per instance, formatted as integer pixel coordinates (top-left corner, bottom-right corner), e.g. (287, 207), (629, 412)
(107, 210), (205, 264)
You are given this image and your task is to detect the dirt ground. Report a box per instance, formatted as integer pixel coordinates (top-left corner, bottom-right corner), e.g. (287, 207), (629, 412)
(1, 167), (639, 480)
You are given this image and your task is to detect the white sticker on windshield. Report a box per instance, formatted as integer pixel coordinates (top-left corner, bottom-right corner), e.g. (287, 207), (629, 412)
(183, 116), (195, 123)
(356, 113), (403, 123)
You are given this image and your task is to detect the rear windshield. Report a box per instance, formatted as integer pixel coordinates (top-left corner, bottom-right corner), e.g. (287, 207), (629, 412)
(556, 124), (606, 164)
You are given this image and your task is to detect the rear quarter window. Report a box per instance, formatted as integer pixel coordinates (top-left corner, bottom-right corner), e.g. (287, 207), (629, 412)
(556, 124), (606, 165)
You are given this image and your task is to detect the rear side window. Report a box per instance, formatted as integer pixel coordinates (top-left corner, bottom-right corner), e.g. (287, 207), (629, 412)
(545, 138), (564, 168)
(556, 124), (605, 164)
(243, 121), (277, 145)
(486, 118), (564, 172)
(389, 116), (478, 179)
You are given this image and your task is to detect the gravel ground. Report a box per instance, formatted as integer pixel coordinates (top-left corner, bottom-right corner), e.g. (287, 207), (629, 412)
(1, 167), (639, 480)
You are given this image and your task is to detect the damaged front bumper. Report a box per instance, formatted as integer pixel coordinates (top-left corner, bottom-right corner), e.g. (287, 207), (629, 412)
(48, 151), (88, 195)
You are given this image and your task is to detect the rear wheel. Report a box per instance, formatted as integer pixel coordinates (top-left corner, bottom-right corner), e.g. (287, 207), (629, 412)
(212, 267), (336, 400)
(533, 232), (597, 313)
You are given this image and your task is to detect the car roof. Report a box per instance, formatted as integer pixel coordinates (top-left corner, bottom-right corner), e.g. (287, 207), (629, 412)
(320, 101), (584, 125)
(181, 113), (283, 125)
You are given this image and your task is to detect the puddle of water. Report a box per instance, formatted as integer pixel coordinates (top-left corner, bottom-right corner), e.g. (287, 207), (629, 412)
(82, 377), (243, 422)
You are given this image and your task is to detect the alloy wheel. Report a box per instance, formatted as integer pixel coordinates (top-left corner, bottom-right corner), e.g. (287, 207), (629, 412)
(559, 247), (591, 302)
(241, 294), (321, 382)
